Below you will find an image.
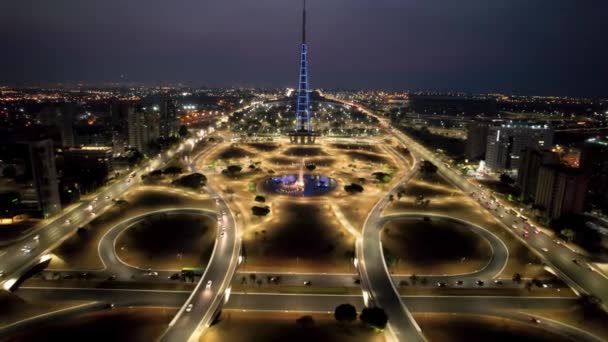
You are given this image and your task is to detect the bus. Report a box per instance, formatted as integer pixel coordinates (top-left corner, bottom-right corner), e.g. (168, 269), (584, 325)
(181, 267), (204, 277)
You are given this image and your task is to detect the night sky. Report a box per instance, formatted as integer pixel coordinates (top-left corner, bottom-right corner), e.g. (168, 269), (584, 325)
(1, 0), (607, 97)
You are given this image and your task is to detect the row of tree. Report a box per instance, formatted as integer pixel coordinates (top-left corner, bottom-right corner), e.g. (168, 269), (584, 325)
(334, 304), (388, 330)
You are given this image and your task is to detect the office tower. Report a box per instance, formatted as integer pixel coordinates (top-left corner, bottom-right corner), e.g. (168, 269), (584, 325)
(159, 98), (178, 138)
(580, 137), (608, 213)
(39, 103), (75, 147)
(535, 165), (587, 219)
(465, 121), (489, 161)
(0, 134), (61, 217)
(517, 148), (560, 201)
(128, 108), (159, 153)
(485, 123), (554, 171)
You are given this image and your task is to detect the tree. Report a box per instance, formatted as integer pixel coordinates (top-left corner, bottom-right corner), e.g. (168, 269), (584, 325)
(224, 164), (242, 175)
(178, 125), (189, 138)
(512, 272), (522, 283)
(251, 206), (270, 217)
(360, 307), (388, 330)
(372, 172), (392, 183)
(163, 166), (183, 175)
(334, 304), (357, 323)
(344, 183), (364, 193)
(560, 228), (576, 242)
(306, 164), (316, 172)
(254, 195), (266, 203)
(172, 173), (207, 189)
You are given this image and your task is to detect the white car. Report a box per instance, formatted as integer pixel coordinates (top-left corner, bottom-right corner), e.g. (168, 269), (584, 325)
(186, 303), (193, 312)
(65, 218), (73, 224)
(33, 235), (40, 241)
(206, 280), (212, 289)
(541, 247), (549, 252)
(21, 246), (34, 254)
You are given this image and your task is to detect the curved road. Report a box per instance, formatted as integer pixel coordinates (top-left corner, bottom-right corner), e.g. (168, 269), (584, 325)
(97, 208), (217, 281)
(378, 213), (509, 286)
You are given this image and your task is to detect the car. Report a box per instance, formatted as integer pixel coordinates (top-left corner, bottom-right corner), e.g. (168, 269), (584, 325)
(530, 317), (541, 324)
(206, 280), (213, 289)
(220, 231), (225, 238)
(127, 178), (132, 183)
(541, 247), (549, 252)
(493, 280), (503, 285)
(523, 233), (529, 238)
(572, 259), (579, 264)
(21, 245), (34, 253)
(107, 275), (116, 281)
(303, 281), (311, 286)
(436, 282), (447, 287)
(65, 218), (73, 224)
(186, 303), (193, 312)
(33, 234), (40, 241)
(90, 212), (97, 217)
(105, 195), (111, 200)
(169, 273), (180, 280)
(511, 224), (518, 229)
(0, 270), (4, 278)
(455, 280), (463, 286)
(534, 229), (541, 234)
(475, 280), (484, 286)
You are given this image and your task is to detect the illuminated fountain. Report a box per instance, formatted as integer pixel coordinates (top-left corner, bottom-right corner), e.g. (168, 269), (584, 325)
(264, 159), (336, 197)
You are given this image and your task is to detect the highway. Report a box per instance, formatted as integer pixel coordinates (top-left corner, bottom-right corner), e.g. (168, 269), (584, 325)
(392, 124), (608, 308)
(159, 188), (241, 341)
(12, 286), (602, 342)
(358, 154), (425, 341)
(0, 133), (214, 291)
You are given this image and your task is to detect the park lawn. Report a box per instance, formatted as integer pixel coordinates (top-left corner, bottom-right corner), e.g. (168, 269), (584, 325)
(200, 311), (384, 342)
(413, 313), (572, 342)
(5, 307), (176, 342)
(382, 217), (492, 275)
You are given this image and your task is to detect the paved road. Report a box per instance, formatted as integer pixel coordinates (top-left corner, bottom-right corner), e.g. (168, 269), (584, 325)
(358, 154), (425, 341)
(0, 135), (211, 291)
(159, 187), (241, 341)
(392, 125), (608, 308)
(97, 208), (217, 281)
(13, 287), (601, 342)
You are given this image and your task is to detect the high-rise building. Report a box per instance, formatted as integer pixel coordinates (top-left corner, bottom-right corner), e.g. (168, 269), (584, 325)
(465, 121), (489, 161)
(128, 108), (159, 153)
(0, 133), (61, 217)
(39, 103), (75, 147)
(535, 165), (587, 219)
(517, 148), (560, 201)
(580, 136), (608, 213)
(159, 98), (178, 138)
(485, 123), (554, 171)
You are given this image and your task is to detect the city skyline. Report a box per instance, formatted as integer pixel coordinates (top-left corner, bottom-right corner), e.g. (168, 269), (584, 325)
(1, 0), (607, 97)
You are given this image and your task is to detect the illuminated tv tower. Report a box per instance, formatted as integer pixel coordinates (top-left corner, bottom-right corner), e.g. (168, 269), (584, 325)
(294, 0), (311, 134)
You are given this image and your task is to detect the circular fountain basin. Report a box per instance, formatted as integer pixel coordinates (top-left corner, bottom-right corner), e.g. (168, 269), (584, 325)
(263, 174), (337, 196)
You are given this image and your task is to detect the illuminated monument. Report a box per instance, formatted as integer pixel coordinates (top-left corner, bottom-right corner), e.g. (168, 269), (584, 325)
(289, 0), (318, 144)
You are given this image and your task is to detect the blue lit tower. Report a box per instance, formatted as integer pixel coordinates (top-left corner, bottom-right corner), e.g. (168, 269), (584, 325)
(295, 0), (310, 133)
(290, 0), (317, 143)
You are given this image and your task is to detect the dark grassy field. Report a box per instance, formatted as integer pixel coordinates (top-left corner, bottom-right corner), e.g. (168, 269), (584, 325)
(6, 307), (176, 342)
(382, 217), (492, 274)
(116, 213), (215, 269)
(415, 313), (573, 342)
